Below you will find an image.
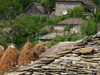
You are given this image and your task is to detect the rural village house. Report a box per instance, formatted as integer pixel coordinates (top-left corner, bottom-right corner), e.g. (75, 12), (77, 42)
(55, 0), (97, 17)
(24, 3), (47, 16)
(54, 17), (85, 33)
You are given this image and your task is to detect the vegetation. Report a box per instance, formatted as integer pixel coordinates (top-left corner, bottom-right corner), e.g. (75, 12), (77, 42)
(47, 33), (86, 48)
(0, 0), (100, 50)
(80, 17), (97, 36)
(64, 25), (71, 31)
(68, 5), (85, 18)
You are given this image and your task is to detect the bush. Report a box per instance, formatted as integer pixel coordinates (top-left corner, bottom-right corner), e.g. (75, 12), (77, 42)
(47, 18), (55, 25)
(80, 17), (97, 36)
(47, 33), (85, 48)
(41, 15), (49, 23)
(64, 25), (71, 31)
(68, 5), (84, 18)
(29, 14), (41, 23)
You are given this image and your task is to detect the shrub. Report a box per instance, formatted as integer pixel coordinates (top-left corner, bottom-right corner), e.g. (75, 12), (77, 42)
(47, 18), (55, 25)
(64, 25), (71, 31)
(41, 15), (49, 23)
(68, 5), (84, 18)
(29, 14), (41, 23)
(80, 17), (97, 36)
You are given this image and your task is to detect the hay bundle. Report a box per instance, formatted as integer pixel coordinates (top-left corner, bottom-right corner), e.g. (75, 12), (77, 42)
(0, 44), (19, 72)
(34, 43), (45, 55)
(0, 45), (4, 59)
(18, 42), (39, 65)
(21, 42), (34, 52)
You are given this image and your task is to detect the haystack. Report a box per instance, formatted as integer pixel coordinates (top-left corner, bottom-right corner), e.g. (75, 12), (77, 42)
(21, 42), (34, 52)
(0, 45), (4, 59)
(18, 42), (39, 65)
(34, 43), (45, 55)
(0, 44), (19, 72)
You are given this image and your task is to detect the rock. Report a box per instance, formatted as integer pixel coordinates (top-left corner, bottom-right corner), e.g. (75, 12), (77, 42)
(81, 55), (99, 58)
(60, 57), (81, 61)
(42, 66), (59, 70)
(79, 47), (93, 54)
(76, 61), (99, 67)
(25, 72), (32, 75)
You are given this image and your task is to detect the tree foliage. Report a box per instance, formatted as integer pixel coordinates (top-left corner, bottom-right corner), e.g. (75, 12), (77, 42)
(68, 5), (84, 18)
(80, 17), (97, 36)
(41, 0), (55, 8)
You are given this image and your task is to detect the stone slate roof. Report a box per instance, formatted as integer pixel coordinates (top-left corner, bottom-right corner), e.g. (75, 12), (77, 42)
(55, 0), (96, 6)
(40, 41), (77, 57)
(24, 3), (46, 14)
(5, 33), (100, 75)
(54, 18), (84, 25)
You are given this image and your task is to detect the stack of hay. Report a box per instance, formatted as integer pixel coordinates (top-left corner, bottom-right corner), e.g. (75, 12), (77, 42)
(0, 45), (4, 60)
(18, 42), (39, 65)
(0, 44), (19, 72)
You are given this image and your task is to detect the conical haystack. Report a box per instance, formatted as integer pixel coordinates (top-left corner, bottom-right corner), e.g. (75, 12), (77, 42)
(0, 45), (4, 60)
(18, 42), (39, 65)
(21, 42), (34, 52)
(0, 44), (19, 72)
(34, 43), (45, 55)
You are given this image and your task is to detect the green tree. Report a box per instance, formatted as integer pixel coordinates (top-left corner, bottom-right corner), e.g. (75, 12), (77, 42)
(41, 0), (55, 9)
(13, 14), (36, 37)
(80, 17), (97, 36)
(18, 0), (33, 10)
(0, 0), (21, 20)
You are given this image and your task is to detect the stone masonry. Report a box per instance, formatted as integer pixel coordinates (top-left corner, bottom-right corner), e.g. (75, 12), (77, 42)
(55, 2), (82, 15)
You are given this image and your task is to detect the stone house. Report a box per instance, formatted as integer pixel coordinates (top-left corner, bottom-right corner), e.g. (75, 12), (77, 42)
(24, 3), (47, 16)
(54, 17), (85, 33)
(55, 0), (97, 17)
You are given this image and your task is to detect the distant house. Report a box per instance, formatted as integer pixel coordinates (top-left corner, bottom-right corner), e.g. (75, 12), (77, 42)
(24, 3), (47, 16)
(55, 0), (97, 17)
(54, 18), (85, 33)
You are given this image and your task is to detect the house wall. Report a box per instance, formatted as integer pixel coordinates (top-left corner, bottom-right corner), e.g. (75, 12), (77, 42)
(25, 4), (42, 16)
(54, 25), (81, 33)
(55, 2), (83, 16)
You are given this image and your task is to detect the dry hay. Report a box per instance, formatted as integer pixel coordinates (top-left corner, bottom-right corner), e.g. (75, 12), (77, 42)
(0, 44), (19, 72)
(34, 43), (45, 55)
(18, 42), (39, 65)
(18, 49), (39, 65)
(0, 45), (4, 59)
(20, 42), (34, 52)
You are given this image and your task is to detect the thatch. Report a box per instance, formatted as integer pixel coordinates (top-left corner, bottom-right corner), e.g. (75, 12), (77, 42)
(0, 44), (19, 72)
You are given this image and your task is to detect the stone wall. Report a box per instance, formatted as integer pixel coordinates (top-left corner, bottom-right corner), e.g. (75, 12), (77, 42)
(54, 25), (66, 31)
(55, 2), (82, 16)
(70, 25), (81, 34)
(54, 24), (80, 33)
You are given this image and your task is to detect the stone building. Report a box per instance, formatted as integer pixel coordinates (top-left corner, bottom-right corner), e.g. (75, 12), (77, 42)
(54, 17), (85, 33)
(55, 0), (97, 17)
(24, 3), (47, 16)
